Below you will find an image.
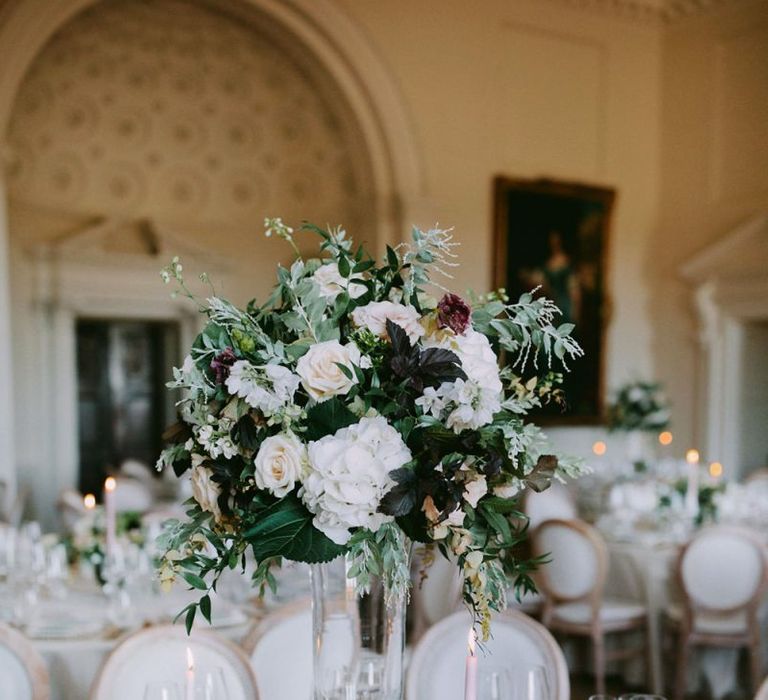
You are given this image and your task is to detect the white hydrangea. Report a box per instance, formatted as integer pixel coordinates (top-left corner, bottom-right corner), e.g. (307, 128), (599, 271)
(225, 361), (300, 416)
(300, 416), (412, 545)
(418, 329), (503, 433)
(311, 262), (367, 301)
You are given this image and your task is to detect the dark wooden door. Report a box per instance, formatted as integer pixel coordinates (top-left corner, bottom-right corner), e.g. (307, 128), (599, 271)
(76, 320), (179, 496)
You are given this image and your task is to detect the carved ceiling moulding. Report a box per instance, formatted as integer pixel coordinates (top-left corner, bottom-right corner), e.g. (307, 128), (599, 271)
(547, 0), (736, 23)
(3, 0), (372, 232)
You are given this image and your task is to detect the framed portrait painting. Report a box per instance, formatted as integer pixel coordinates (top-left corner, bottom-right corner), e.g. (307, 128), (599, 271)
(492, 176), (615, 424)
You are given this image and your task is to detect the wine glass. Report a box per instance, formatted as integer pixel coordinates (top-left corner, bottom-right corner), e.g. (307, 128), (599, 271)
(143, 681), (182, 700)
(506, 665), (550, 700)
(194, 667), (229, 699)
(478, 666), (512, 700)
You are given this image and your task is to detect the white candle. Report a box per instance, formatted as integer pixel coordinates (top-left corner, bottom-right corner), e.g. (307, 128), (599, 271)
(708, 461), (723, 484)
(83, 493), (96, 510)
(685, 449), (700, 518)
(104, 477), (117, 559)
(185, 646), (195, 700)
(464, 628), (478, 700)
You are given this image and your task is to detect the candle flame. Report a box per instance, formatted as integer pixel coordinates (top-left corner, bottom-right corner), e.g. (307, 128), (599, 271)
(83, 493), (96, 509)
(592, 441), (607, 456)
(709, 462), (723, 478)
(186, 646), (194, 672)
(685, 449), (700, 465)
(105, 476), (117, 492)
(658, 431), (673, 446)
(468, 628), (476, 656)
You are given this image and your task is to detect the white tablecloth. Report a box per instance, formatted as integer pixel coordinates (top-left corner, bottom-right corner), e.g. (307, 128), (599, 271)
(9, 586), (252, 700)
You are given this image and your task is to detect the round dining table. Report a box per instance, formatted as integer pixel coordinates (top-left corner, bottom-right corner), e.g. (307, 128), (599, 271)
(17, 585), (253, 700)
(600, 521), (768, 698)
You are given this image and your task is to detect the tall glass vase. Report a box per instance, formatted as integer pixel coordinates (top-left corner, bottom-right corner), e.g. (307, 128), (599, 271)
(310, 554), (407, 700)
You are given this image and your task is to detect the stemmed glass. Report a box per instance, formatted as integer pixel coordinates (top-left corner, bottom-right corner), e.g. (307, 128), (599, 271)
(194, 668), (229, 699)
(478, 667), (512, 700)
(504, 665), (549, 700)
(143, 681), (182, 700)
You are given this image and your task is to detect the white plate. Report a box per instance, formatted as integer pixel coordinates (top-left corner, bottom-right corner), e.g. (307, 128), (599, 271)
(24, 615), (105, 640)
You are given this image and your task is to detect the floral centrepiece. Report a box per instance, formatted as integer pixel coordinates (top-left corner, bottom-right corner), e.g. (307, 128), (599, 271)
(608, 380), (671, 432)
(156, 220), (586, 637)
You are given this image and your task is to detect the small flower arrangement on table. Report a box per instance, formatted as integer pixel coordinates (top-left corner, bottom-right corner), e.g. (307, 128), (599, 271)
(156, 219), (586, 637)
(67, 509), (144, 583)
(607, 380), (671, 432)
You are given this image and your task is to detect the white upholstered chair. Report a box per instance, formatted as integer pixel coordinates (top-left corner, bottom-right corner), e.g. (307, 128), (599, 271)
(244, 598), (313, 700)
(56, 489), (87, 532)
(756, 675), (768, 700)
(745, 468), (768, 494)
(89, 624), (258, 699)
(111, 477), (154, 512)
(406, 608), (569, 700)
(524, 482), (577, 530)
(532, 518), (648, 695)
(0, 623), (50, 700)
(665, 526), (768, 700)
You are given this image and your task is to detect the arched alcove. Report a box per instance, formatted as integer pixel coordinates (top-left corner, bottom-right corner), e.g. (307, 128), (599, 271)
(0, 0), (423, 520)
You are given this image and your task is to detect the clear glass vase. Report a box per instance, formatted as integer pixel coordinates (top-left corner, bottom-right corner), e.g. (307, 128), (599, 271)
(310, 554), (407, 700)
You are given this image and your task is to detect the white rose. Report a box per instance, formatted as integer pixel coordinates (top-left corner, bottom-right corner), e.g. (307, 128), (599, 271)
(300, 416), (412, 544)
(296, 340), (362, 402)
(190, 462), (222, 522)
(254, 433), (307, 498)
(463, 476), (488, 508)
(351, 301), (425, 343)
(312, 262), (367, 301)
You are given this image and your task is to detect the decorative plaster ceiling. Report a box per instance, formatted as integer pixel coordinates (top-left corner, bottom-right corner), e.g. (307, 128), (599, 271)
(547, 0), (737, 23)
(4, 0), (372, 232)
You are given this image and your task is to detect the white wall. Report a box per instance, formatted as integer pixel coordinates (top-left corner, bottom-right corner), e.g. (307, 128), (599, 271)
(738, 321), (768, 472)
(655, 0), (768, 452)
(336, 0), (663, 457)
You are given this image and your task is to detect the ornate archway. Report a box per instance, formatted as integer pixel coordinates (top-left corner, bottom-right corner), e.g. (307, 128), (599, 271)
(0, 0), (423, 502)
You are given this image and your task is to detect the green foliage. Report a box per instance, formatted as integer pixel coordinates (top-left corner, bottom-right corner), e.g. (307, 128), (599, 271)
(244, 494), (345, 563)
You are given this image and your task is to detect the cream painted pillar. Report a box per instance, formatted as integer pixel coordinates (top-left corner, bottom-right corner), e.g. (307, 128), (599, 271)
(0, 173), (15, 499)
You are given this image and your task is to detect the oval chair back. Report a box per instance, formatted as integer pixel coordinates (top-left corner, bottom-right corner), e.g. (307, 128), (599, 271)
(0, 623), (50, 700)
(90, 624), (258, 699)
(244, 598), (313, 700)
(406, 608), (569, 700)
(677, 526), (768, 620)
(532, 518), (608, 624)
(524, 483), (577, 531)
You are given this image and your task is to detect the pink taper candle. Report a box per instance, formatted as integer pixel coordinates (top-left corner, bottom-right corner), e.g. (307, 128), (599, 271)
(185, 647), (195, 700)
(104, 477), (117, 559)
(465, 628), (478, 700)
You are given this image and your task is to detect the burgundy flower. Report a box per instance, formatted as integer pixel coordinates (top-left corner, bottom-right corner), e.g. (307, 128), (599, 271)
(437, 293), (472, 335)
(210, 347), (237, 384)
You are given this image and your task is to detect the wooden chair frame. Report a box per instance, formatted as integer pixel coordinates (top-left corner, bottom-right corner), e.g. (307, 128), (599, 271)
(89, 624), (259, 699)
(532, 518), (649, 695)
(0, 623), (50, 700)
(669, 525), (768, 700)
